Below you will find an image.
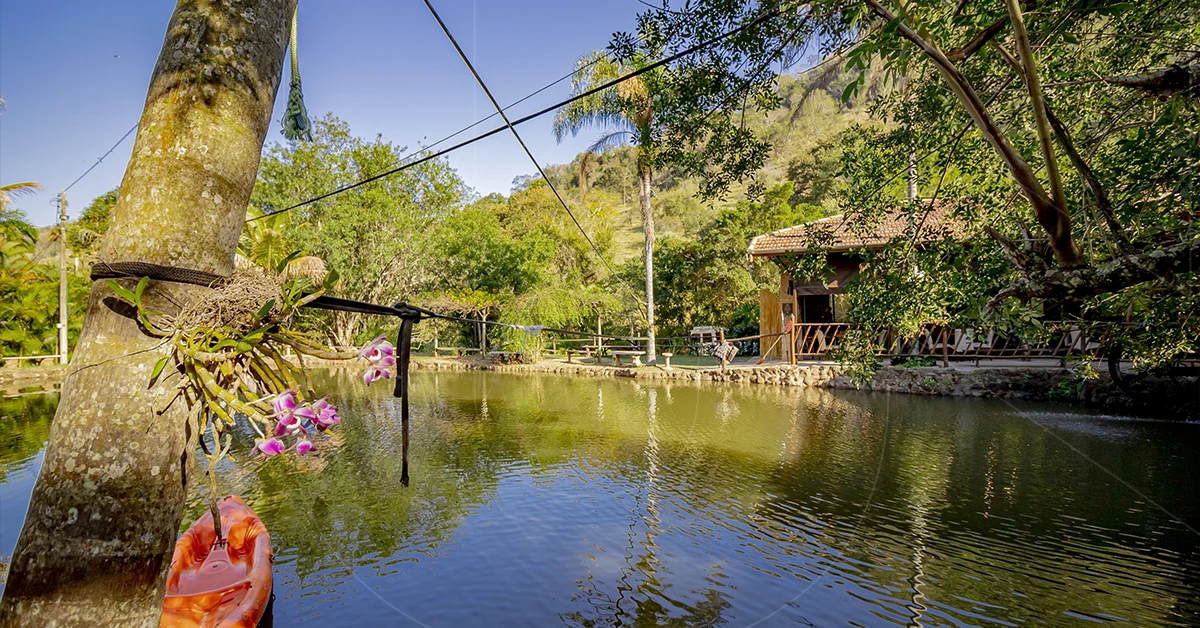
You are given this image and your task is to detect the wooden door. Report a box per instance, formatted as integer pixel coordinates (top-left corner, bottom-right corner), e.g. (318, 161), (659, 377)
(759, 289), (784, 360)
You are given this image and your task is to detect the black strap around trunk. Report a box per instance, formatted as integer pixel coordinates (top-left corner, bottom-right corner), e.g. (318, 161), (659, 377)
(393, 315), (416, 487)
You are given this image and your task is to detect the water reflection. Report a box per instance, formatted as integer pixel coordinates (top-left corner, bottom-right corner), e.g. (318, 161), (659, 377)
(2, 372), (1199, 625)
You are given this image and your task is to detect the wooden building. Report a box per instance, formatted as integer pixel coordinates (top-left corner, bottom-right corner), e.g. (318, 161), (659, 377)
(747, 205), (958, 360)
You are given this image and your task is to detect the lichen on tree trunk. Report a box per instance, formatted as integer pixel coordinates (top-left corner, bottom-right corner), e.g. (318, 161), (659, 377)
(0, 1), (296, 625)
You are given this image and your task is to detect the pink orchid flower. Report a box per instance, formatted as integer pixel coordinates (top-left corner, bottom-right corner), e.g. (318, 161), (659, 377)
(311, 398), (340, 431)
(362, 364), (392, 386)
(295, 439), (314, 456)
(274, 414), (307, 437)
(359, 335), (396, 363)
(255, 437), (285, 457)
(270, 389), (299, 419)
(293, 403), (318, 423)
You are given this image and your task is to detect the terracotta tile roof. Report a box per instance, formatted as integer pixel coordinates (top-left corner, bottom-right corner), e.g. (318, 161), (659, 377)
(747, 202), (965, 256)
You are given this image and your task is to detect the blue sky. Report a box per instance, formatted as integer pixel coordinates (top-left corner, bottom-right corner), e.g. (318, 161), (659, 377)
(0, 0), (649, 227)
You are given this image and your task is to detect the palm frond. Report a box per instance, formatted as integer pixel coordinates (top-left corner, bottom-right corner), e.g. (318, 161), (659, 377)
(586, 131), (633, 156)
(552, 50), (636, 142)
(0, 182), (44, 210)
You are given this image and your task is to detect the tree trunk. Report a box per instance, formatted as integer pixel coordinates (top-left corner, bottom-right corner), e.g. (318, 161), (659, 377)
(637, 163), (657, 365)
(0, 1), (295, 625)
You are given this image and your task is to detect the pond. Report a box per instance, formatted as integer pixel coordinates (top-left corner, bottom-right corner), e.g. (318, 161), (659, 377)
(2, 370), (1199, 626)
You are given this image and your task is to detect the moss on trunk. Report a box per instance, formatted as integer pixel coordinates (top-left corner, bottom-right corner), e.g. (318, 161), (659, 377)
(0, 1), (296, 625)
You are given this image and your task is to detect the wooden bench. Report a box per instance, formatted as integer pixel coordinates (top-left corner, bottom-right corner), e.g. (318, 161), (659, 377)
(434, 347), (481, 358)
(611, 350), (646, 367)
(488, 351), (526, 365)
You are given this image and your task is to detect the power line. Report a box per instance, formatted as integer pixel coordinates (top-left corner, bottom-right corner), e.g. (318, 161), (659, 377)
(383, 56), (602, 177)
(421, 0), (646, 312)
(247, 5), (784, 223)
(62, 123), (138, 194)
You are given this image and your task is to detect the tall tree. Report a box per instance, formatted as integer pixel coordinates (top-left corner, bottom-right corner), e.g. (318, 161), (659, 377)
(252, 114), (468, 347)
(554, 50), (661, 364)
(0, 0), (296, 624)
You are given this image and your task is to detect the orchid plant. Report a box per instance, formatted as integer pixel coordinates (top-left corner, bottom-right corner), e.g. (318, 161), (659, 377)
(106, 268), (396, 499)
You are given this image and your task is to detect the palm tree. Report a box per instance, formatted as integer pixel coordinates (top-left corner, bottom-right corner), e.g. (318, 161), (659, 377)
(554, 50), (659, 364)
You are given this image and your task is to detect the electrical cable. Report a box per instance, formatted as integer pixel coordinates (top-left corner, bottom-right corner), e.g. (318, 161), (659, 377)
(421, 0), (647, 313)
(247, 4), (785, 223)
(62, 123), (138, 193)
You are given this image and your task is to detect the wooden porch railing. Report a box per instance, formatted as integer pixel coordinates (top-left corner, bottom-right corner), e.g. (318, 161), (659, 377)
(790, 322), (1115, 364)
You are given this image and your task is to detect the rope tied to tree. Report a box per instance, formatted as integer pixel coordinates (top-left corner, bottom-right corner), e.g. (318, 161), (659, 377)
(282, 6), (313, 142)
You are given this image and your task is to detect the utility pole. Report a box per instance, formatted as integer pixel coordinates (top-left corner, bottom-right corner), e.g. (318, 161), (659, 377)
(57, 191), (69, 365)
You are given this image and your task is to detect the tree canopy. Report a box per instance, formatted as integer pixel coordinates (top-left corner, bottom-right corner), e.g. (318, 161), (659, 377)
(611, 0), (1199, 368)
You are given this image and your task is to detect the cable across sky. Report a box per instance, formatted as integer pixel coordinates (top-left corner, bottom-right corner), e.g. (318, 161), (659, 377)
(247, 5), (785, 223)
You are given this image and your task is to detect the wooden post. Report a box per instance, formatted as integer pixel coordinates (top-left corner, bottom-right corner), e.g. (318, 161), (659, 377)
(942, 327), (950, 368)
(719, 329), (727, 372)
(789, 321), (797, 366)
(432, 320), (439, 355)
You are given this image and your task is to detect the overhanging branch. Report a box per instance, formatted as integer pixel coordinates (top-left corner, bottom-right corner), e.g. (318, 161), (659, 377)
(989, 239), (1200, 306)
(1104, 61), (1200, 95)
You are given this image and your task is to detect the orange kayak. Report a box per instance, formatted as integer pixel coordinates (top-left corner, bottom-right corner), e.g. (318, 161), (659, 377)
(161, 495), (273, 628)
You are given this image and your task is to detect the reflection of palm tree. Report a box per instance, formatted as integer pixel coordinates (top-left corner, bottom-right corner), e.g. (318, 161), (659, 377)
(554, 50), (659, 365)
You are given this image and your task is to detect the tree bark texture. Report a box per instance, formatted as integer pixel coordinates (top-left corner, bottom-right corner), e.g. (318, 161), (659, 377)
(0, 1), (295, 625)
(638, 164), (657, 365)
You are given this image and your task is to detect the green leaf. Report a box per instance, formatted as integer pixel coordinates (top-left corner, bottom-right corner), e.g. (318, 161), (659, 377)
(276, 250), (302, 274)
(150, 355), (170, 383)
(880, 16), (903, 38)
(321, 268), (340, 292)
(211, 338), (240, 351)
(243, 324), (273, 342)
(256, 299), (276, 319)
(134, 276), (149, 301)
(840, 76), (863, 103)
(106, 280), (137, 304)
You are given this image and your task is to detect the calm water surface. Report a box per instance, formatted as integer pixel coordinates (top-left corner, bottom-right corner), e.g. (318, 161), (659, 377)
(2, 371), (1199, 626)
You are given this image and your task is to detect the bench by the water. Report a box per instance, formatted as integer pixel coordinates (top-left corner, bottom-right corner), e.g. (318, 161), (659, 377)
(567, 344), (637, 363)
(611, 350), (646, 367)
